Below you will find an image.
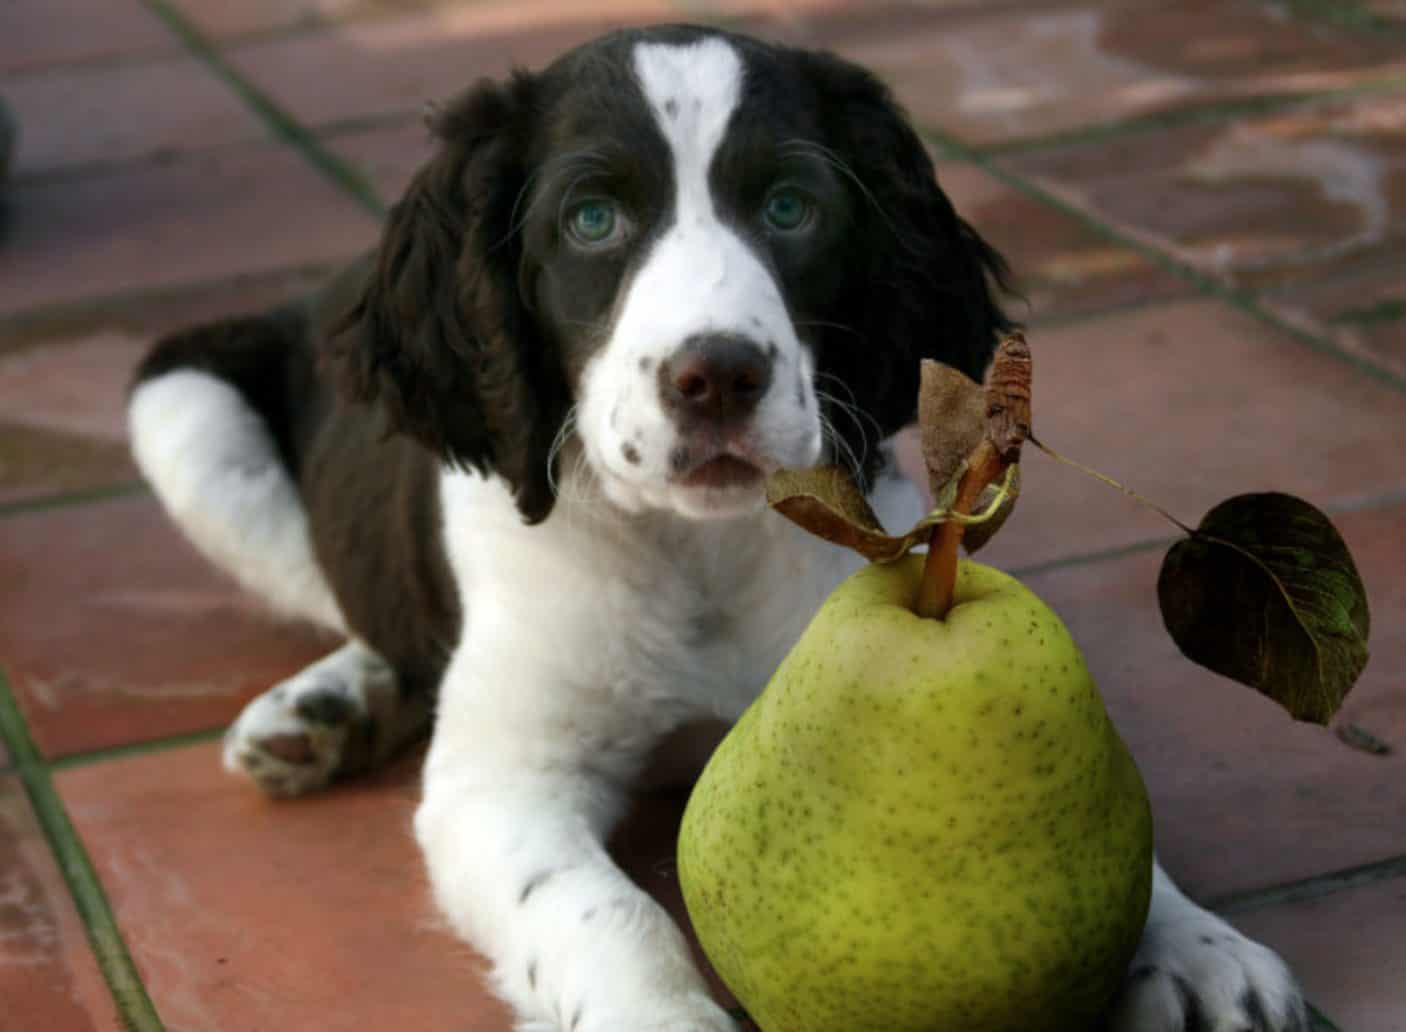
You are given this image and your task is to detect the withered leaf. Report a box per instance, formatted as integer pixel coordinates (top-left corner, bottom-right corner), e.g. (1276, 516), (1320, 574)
(1158, 492), (1370, 725)
(917, 359), (985, 505)
(766, 466), (939, 564)
(985, 332), (1033, 462)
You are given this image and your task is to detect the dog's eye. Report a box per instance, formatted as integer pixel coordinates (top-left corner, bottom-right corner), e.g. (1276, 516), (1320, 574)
(566, 199), (622, 247)
(763, 187), (813, 232)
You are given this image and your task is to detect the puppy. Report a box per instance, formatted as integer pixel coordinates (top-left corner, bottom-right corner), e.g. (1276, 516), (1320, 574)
(129, 23), (1307, 1032)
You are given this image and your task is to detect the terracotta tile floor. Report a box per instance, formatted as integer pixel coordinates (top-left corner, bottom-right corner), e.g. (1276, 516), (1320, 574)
(2, 1), (1403, 1029)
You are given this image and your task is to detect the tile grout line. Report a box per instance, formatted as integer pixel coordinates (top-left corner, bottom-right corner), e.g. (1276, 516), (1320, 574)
(1010, 535), (1175, 581)
(137, 0), (387, 217)
(1280, 0), (1406, 34)
(975, 74), (1406, 160)
(8, 106), (421, 192)
(11, 0), (544, 84)
(920, 126), (1406, 397)
(0, 259), (339, 346)
(1008, 480), (1406, 581)
(0, 483), (150, 522)
(1212, 854), (1406, 916)
(0, 672), (166, 1032)
(51, 725), (227, 772)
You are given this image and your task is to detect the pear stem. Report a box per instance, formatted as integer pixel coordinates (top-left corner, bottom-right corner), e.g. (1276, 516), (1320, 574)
(1028, 434), (1195, 536)
(912, 332), (1030, 620)
(915, 440), (1004, 620)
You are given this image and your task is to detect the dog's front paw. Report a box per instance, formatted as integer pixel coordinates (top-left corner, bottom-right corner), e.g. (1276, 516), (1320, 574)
(527, 993), (738, 1032)
(223, 643), (399, 797)
(1107, 908), (1308, 1032)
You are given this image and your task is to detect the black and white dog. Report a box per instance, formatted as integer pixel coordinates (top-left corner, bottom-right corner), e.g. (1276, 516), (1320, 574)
(129, 24), (1306, 1032)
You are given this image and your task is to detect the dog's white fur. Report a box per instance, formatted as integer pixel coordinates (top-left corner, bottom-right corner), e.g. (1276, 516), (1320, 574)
(128, 369), (344, 632)
(130, 35), (1307, 1032)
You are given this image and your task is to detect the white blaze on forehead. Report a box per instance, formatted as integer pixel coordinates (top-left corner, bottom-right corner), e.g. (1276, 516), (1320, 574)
(633, 38), (744, 224)
(618, 37), (781, 338)
(571, 36), (820, 516)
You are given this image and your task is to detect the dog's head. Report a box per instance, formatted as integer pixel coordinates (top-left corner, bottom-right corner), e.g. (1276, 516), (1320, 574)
(331, 25), (1012, 523)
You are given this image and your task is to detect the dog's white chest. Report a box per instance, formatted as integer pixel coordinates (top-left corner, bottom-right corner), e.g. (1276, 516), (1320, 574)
(633, 508), (853, 718)
(440, 468), (862, 728)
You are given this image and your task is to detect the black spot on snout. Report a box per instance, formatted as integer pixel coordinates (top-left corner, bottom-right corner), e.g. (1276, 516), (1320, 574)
(664, 98), (678, 118)
(622, 442), (641, 465)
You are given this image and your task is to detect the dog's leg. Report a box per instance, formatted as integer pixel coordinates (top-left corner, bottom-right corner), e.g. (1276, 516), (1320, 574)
(128, 367), (345, 634)
(222, 640), (428, 797)
(1108, 861), (1308, 1031)
(416, 665), (735, 1032)
(131, 365), (429, 794)
(418, 765), (734, 1032)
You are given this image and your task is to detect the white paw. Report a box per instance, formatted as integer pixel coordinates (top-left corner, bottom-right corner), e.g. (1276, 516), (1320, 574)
(511, 994), (738, 1032)
(1108, 907), (1308, 1032)
(573, 996), (738, 1032)
(223, 643), (398, 797)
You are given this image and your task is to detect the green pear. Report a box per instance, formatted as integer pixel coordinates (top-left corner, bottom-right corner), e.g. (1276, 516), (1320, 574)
(678, 554), (1153, 1032)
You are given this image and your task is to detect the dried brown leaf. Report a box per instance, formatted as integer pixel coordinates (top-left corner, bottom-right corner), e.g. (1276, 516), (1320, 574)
(986, 332), (1032, 462)
(766, 466), (937, 564)
(917, 359), (985, 505)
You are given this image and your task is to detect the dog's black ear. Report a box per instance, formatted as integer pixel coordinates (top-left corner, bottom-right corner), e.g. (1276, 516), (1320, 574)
(799, 51), (1016, 440)
(326, 73), (567, 524)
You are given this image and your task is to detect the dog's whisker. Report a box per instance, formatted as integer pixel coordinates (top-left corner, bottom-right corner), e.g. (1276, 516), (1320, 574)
(815, 389), (876, 475)
(818, 412), (864, 481)
(546, 406), (580, 499)
(794, 318), (866, 342)
(815, 374), (884, 445)
(561, 446), (612, 533)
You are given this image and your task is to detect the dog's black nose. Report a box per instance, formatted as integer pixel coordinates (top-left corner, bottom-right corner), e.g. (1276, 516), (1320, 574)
(660, 334), (773, 424)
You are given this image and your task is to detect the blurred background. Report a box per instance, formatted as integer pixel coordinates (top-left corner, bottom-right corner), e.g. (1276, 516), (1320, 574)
(1, 2), (1403, 1030)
